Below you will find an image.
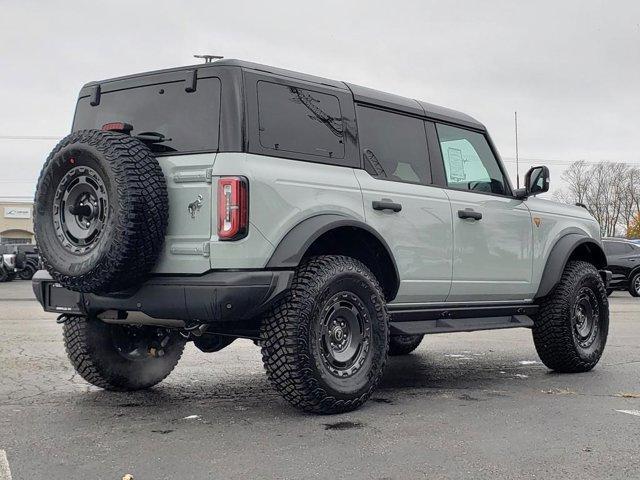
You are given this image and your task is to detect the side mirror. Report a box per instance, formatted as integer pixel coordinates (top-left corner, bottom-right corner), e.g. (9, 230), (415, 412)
(515, 166), (550, 198)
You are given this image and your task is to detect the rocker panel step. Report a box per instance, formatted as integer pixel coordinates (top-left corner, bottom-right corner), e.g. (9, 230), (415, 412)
(390, 314), (535, 336)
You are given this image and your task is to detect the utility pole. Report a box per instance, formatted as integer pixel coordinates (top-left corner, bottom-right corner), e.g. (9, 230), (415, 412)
(514, 111), (520, 189)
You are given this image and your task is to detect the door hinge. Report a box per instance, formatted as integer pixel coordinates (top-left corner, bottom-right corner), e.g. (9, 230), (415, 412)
(205, 168), (213, 183)
(202, 242), (211, 258)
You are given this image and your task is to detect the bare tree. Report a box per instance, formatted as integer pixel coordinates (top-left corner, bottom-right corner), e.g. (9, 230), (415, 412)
(555, 160), (638, 237)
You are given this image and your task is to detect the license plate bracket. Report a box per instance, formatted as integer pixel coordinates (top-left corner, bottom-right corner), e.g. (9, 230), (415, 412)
(46, 283), (83, 314)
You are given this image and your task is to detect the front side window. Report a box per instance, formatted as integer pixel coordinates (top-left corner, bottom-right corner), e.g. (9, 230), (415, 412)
(436, 124), (508, 195)
(356, 106), (430, 184)
(257, 81), (345, 159)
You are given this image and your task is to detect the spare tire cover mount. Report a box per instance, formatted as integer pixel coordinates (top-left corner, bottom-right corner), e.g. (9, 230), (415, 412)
(53, 165), (109, 254)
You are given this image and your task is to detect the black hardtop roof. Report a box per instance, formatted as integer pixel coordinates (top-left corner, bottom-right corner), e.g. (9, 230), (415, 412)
(82, 59), (485, 130)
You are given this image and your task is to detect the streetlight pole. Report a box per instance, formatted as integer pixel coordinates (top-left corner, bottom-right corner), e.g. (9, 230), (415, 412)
(515, 111), (520, 189)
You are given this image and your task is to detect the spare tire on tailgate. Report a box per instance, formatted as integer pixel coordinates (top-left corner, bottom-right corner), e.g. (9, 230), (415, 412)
(34, 129), (168, 294)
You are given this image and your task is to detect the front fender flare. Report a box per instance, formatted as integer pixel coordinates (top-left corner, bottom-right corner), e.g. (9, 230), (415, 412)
(535, 233), (607, 299)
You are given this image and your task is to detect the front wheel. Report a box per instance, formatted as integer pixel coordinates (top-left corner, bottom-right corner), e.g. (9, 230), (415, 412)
(63, 316), (186, 390)
(628, 272), (640, 297)
(261, 256), (389, 414)
(532, 261), (608, 372)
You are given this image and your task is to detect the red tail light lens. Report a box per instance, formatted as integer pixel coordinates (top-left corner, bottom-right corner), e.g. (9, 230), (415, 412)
(101, 122), (133, 134)
(217, 176), (249, 240)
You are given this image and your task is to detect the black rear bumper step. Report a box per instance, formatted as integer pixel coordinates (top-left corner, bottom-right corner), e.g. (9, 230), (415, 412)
(32, 269), (294, 324)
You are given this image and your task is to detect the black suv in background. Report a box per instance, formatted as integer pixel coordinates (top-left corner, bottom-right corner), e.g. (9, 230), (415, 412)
(603, 238), (640, 296)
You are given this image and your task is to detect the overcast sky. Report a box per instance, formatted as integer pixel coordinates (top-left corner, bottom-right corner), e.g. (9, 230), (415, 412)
(1, 0), (639, 199)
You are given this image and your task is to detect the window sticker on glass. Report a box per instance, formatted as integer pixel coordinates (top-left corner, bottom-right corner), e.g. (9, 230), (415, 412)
(447, 147), (466, 181)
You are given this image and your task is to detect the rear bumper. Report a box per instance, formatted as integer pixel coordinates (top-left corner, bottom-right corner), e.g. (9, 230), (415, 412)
(32, 269), (293, 324)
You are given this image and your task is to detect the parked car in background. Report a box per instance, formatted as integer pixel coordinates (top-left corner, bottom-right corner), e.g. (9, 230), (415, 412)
(0, 243), (39, 281)
(0, 244), (17, 282)
(603, 238), (640, 296)
(15, 244), (40, 280)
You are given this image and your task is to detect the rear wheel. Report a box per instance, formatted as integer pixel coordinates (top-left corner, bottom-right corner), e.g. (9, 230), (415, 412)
(532, 261), (608, 372)
(628, 272), (640, 297)
(0, 268), (9, 282)
(261, 256), (389, 414)
(63, 315), (185, 390)
(389, 334), (424, 356)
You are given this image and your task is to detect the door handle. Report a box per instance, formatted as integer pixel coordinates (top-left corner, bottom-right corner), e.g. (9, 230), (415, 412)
(458, 208), (482, 220)
(372, 200), (402, 212)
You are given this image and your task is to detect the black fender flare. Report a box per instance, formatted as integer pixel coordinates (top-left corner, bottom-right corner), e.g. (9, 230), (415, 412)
(265, 214), (400, 296)
(535, 233), (607, 298)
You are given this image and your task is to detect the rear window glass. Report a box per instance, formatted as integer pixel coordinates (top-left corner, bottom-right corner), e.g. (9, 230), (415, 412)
(356, 106), (430, 184)
(73, 77), (221, 154)
(257, 81), (345, 160)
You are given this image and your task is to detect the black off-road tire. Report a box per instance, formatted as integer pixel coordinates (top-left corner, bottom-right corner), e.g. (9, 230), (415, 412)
(0, 268), (9, 282)
(532, 260), (609, 373)
(34, 130), (168, 294)
(260, 255), (390, 414)
(63, 315), (185, 391)
(18, 262), (37, 281)
(628, 272), (640, 297)
(389, 334), (424, 356)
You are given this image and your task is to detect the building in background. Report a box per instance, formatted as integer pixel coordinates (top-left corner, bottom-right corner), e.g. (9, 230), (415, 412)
(0, 196), (34, 244)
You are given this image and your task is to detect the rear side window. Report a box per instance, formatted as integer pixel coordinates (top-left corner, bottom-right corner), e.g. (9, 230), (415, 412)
(436, 123), (507, 195)
(257, 81), (345, 160)
(73, 77), (221, 154)
(356, 106), (430, 184)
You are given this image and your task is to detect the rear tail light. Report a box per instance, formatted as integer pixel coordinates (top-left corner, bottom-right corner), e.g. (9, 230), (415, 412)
(217, 176), (249, 240)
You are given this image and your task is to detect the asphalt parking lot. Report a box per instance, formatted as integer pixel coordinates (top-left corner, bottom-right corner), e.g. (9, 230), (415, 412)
(0, 281), (638, 480)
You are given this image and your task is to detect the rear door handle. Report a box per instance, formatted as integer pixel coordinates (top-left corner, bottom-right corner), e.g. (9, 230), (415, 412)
(458, 208), (482, 220)
(372, 200), (402, 212)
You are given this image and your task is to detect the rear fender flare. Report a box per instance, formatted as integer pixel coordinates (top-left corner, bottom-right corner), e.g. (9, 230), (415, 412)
(265, 214), (400, 296)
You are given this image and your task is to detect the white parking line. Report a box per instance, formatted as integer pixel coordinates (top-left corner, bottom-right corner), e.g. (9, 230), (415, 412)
(0, 450), (12, 480)
(615, 409), (640, 417)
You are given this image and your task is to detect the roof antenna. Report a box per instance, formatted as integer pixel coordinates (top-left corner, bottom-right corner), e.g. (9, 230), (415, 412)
(194, 54), (224, 64)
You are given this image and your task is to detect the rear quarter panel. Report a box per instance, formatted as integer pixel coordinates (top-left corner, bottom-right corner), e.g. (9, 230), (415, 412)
(207, 152), (365, 269)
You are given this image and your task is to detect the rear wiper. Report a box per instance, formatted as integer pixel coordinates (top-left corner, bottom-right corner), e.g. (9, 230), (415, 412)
(134, 131), (172, 144)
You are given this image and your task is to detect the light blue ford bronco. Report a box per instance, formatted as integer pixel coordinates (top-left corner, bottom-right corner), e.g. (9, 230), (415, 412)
(32, 59), (611, 413)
